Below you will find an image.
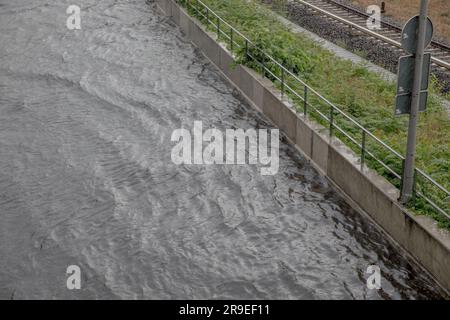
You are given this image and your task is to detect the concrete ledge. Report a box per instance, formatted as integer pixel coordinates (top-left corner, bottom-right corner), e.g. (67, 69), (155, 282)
(279, 102), (297, 142)
(263, 86), (282, 126)
(178, 4), (190, 35)
(172, 2), (180, 25)
(239, 66), (255, 105)
(155, 0), (450, 291)
(311, 130), (329, 175)
(202, 30), (220, 66)
(220, 49), (241, 88)
(296, 117), (313, 159)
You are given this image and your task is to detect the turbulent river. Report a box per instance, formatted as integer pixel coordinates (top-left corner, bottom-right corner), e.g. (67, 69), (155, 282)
(0, 0), (446, 299)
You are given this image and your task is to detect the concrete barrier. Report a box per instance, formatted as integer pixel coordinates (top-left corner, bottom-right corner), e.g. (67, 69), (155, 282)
(155, 0), (450, 292)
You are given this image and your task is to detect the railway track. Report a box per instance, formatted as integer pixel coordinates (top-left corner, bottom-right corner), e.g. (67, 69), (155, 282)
(297, 0), (450, 73)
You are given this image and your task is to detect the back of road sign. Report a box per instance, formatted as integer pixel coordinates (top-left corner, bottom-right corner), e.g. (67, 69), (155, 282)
(401, 16), (433, 55)
(397, 53), (431, 94)
(395, 53), (431, 115)
(395, 15), (433, 115)
(395, 92), (428, 116)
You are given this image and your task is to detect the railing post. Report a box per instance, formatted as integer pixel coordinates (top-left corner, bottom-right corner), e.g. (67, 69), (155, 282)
(217, 17), (220, 39)
(329, 105), (334, 137)
(303, 86), (308, 117)
(230, 28), (234, 51)
(361, 130), (366, 171)
(262, 60), (265, 78)
(206, 7), (209, 24)
(281, 67), (285, 97)
(245, 39), (249, 60)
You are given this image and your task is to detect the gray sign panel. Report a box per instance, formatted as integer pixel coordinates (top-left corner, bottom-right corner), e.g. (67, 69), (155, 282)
(401, 15), (433, 54)
(396, 53), (431, 95)
(395, 91), (428, 115)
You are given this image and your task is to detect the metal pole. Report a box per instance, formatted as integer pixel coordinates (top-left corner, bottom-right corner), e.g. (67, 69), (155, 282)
(400, 0), (429, 204)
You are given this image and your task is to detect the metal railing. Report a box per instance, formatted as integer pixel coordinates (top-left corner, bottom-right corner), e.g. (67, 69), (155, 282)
(177, 0), (450, 221)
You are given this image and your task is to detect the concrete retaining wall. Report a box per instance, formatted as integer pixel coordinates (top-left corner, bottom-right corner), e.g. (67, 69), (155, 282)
(155, 0), (450, 291)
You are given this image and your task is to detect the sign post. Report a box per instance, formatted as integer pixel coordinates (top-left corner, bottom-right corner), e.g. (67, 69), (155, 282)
(398, 0), (431, 204)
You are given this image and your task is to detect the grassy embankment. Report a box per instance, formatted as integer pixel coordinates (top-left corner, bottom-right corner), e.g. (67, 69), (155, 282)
(179, 0), (450, 228)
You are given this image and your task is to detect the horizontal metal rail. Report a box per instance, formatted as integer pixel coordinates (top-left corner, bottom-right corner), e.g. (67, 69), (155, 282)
(179, 0), (450, 221)
(296, 0), (450, 70)
(322, 0), (450, 53)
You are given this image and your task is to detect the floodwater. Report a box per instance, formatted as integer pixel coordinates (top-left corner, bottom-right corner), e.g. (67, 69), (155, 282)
(0, 0), (446, 299)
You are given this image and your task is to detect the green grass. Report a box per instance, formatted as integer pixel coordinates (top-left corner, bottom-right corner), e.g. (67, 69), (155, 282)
(178, 0), (450, 229)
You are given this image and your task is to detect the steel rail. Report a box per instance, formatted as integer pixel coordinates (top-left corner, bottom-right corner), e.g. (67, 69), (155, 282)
(296, 0), (450, 70)
(323, 0), (450, 53)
